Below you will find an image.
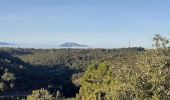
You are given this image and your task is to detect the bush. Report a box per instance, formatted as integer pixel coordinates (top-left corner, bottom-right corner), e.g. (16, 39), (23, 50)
(27, 89), (53, 100)
(76, 50), (170, 100)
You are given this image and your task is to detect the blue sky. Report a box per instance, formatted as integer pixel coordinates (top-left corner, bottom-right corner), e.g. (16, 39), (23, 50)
(0, 0), (170, 48)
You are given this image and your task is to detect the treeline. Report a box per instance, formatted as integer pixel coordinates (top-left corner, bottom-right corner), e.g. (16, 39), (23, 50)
(0, 49), (79, 99)
(1, 34), (169, 100)
(77, 49), (170, 100)
(76, 34), (170, 100)
(17, 47), (144, 70)
(0, 47), (144, 99)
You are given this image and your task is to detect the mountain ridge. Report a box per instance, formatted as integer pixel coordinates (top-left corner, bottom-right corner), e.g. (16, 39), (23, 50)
(60, 42), (89, 47)
(0, 42), (14, 45)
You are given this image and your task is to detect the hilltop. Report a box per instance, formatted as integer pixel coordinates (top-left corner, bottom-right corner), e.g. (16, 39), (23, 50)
(60, 42), (89, 48)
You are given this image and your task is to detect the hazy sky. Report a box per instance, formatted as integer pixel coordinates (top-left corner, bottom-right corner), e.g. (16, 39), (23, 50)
(0, 0), (170, 48)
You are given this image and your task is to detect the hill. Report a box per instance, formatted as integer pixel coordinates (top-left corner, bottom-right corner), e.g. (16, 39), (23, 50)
(60, 42), (89, 48)
(0, 42), (14, 45)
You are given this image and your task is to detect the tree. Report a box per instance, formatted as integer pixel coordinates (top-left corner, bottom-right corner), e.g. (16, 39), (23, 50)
(1, 71), (15, 82)
(153, 33), (169, 49)
(27, 88), (53, 100)
(0, 82), (5, 92)
(76, 50), (170, 100)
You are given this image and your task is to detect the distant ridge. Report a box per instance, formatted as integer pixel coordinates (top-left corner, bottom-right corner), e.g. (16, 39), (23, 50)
(0, 42), (14, 45)
(60, 42), (89, 48)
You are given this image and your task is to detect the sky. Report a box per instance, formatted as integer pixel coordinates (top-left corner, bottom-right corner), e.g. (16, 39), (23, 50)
(0, 0), (170, 48)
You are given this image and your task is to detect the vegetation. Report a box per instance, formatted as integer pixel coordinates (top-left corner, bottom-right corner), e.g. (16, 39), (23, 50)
(153, 33), (169, 49)
(76, 34), (170, 100)
(27, 89), (53, 100)
(77, 50), (170, 100)
(0, 47), (143, 99)
(0, 34), (169, 100)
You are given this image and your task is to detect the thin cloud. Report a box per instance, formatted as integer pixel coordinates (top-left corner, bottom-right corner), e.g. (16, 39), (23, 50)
(0, 12), (30, 20)
(7, 13), (18, 17)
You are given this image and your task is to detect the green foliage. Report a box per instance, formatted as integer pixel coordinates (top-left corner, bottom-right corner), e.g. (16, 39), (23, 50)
(0, 82), (5, 91)
(135, 50), (170, 100)
(0, 67), (16, 92)
(0, 47), (145, 99)
(1, 71), (15, 82)
(153, 33), (169, 49)
(18, 48), (144, 70)
(27, 88), (53, 100)
(0, 34), (169, 100)
(77, 49), (170, 100)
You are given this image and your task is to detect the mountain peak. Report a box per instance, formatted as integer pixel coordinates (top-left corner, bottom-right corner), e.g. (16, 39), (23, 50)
(0, 42), (14, 45)
(60, 42), (89, 48)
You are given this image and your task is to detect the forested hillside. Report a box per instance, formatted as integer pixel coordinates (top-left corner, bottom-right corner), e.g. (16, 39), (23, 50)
(77, 49), (170, 100)
(76, 34), (170, 100)
(0, 47), (144, 99)
(0, 34), (169, 100)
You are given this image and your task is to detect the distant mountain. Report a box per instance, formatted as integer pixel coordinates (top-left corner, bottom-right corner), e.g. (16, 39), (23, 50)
(60, 42), (89, 48)
(0, 42), (14, 45)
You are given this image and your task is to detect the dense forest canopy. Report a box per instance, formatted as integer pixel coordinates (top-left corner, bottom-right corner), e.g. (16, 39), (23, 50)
(0, 47), (144, 99)
(0, 34), (169, 100)
(76, 34), (170, 100)
(77, 49), (170, 100)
